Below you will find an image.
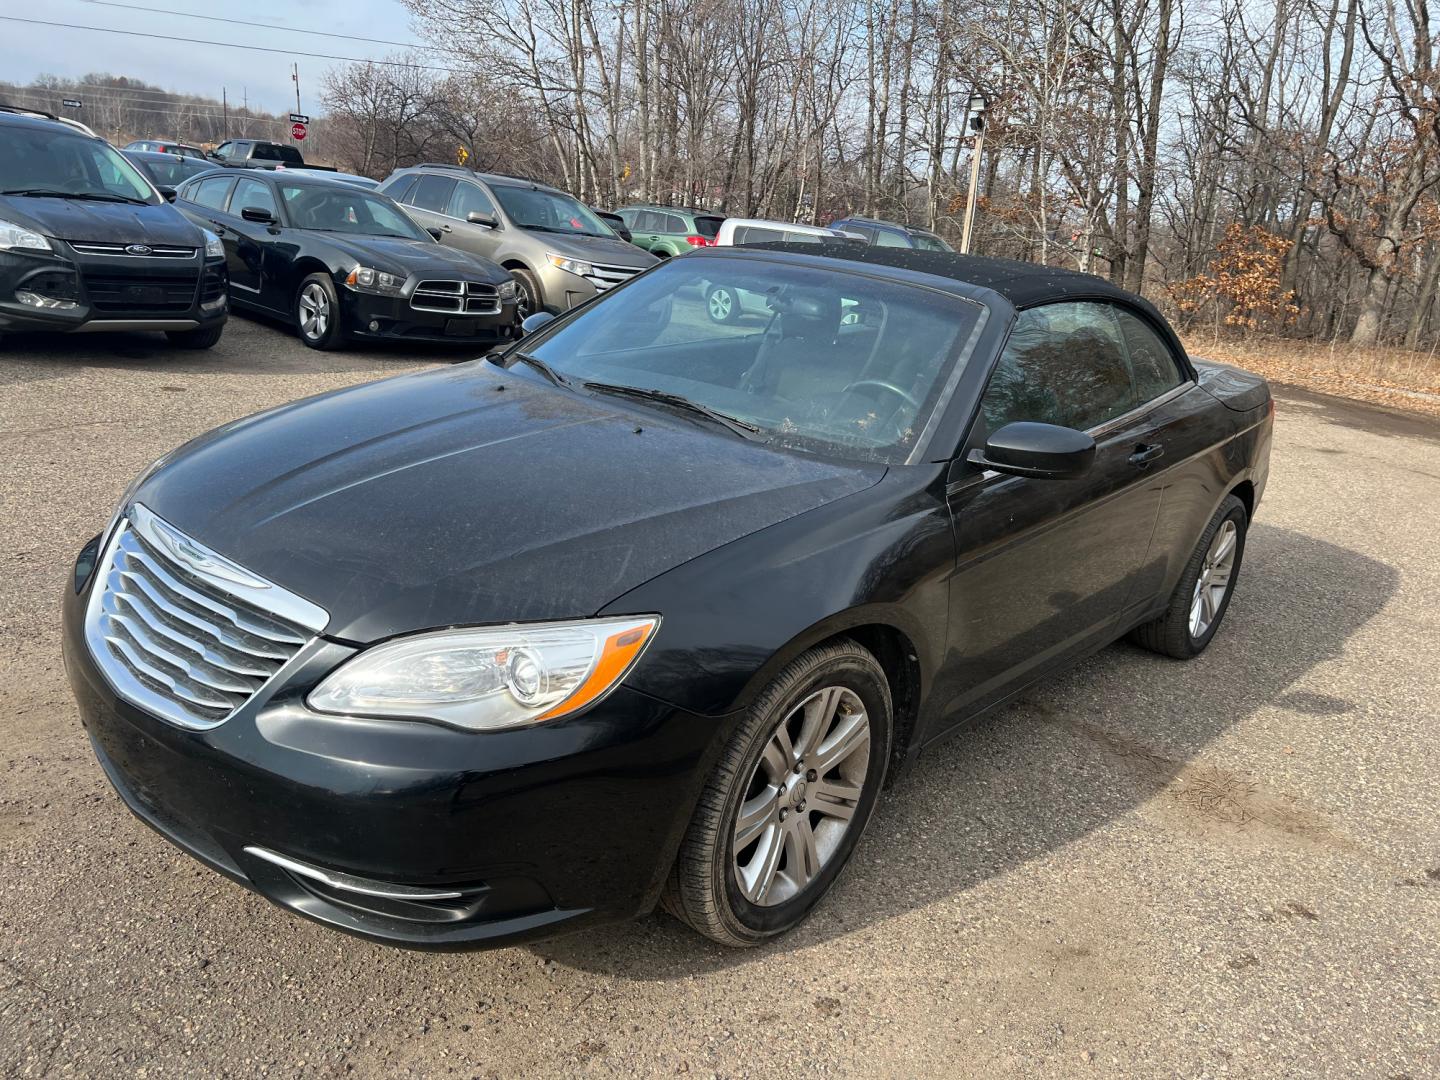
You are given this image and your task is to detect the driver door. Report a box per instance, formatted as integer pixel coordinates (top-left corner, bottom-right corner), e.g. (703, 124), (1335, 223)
(222, 176), (280, 302)
(938, 301), (1164, 722)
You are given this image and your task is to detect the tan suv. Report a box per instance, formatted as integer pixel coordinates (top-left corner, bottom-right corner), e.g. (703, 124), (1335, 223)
(380, 165), (657, 317)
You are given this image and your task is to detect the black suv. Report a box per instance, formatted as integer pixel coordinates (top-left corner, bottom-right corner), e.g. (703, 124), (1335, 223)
(0, 112), (228, 348)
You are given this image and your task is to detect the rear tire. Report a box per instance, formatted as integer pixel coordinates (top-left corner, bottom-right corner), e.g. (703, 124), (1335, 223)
(663, 640), (892, 946)
(165, 324), (223, 350)
(1129, 494), (1248, 659)
(705, 284), (741, 324)
(295, 273), (344, 350)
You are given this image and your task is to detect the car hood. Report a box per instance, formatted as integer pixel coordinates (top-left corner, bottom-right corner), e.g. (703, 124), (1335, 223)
(538, 230), (657, 266)
(135, 362), (883, 642)
(317, 234), (509, 281)
(2, 196), (203, 246)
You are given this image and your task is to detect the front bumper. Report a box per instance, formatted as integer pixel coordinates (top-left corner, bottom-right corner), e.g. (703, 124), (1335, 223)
(61, 550), (731, 950)
(340, 287), (519, 345)
(0, 248), (227, 334)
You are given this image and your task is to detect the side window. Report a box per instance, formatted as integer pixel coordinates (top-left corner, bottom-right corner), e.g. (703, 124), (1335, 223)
(410, 174), (457, 213)
(636, 211), (663, 231)
(847, 225), (876, 244)
(1114, 308), (1185, 402)
(980, 302), (1136, 434)
(447, 181), (495, 220)
(212, 141), (233, 159)
(660, 213), (686, 232)
(232, 177), (277, 218)
(191, 175), (236, 211)
(873, 228), (910, 248)
(382, 175), (418, 204)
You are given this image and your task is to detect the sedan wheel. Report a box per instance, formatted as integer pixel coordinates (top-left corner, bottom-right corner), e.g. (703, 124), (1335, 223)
(706, 285), (740, 324)
(733, 686), (870, 906)
(1189, 519), (1238, 638)
(295, 273), (343, 350)
(664, 639), (891, 946)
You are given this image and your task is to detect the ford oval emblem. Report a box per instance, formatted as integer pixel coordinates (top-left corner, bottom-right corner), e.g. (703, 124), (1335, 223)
(125, 244), (153, 256)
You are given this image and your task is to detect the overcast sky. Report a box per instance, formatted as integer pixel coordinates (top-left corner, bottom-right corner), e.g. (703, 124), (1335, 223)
(1, 0), (421, 114)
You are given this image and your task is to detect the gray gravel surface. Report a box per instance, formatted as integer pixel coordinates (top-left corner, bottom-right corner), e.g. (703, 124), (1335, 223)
(2, 315), (1438, 1078)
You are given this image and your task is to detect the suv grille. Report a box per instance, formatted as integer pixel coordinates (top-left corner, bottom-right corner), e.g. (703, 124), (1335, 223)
(85, 505), (327, 730)
(70, 242), (198, 258)
(582, 262), (642, 293)
(411, 280), (501, 315)
(84, 273), (199, 313)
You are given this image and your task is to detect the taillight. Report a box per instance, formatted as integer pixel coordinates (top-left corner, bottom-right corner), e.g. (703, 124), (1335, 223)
(684, 236), (713, 247)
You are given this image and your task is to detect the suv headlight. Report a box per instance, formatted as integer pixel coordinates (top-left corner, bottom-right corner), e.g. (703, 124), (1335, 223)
(345, 265), (406, 296)
(308, 616), (659, 731)
(546, 253), (593, 278)
(202, 229), (224, 260)
(497, 278), (519, 302)
(0, 218), (52, 252)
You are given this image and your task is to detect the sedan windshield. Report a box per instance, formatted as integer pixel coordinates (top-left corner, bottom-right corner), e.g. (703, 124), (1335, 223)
(279, 184), (431, 241)
(492, 185), (614, 237)
(0, 128), (156, 203)
(521, 256), (985, 463)
(127, 154), (212, 188)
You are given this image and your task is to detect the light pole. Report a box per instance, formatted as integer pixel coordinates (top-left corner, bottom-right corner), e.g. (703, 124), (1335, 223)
(960, 93), (988, 255)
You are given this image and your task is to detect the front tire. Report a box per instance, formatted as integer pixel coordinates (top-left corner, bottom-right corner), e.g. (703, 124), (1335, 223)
(1130, 494), (1248, 658)
(165, 324), (223, 350)
(295, 273), (343, 350)
(510, 269), (542, 320)
(663, 640), (892, 946)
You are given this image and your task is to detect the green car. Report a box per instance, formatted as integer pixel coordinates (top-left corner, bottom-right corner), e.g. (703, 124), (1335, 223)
(616, 205), (726, 256)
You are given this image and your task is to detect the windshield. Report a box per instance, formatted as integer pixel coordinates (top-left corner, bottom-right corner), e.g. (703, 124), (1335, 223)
(521, 256), (984, 463)
(0, 128), (156, 203)
(492, 185), (613, 237)
(279, 184), (431, 240)
(129, 154), (211, 187)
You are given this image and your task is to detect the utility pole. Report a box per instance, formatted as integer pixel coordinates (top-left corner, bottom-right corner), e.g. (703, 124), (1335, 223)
(292, 63), (301, 116)
(959, 93), (989, 255)
(222, 87), (229, 140)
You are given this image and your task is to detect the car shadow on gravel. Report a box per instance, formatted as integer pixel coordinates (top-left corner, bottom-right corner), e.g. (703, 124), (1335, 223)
(537, 523), (1398, 977)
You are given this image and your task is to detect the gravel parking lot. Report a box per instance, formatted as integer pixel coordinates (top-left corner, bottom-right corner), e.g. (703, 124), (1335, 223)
(2, 313), (1438, 1078)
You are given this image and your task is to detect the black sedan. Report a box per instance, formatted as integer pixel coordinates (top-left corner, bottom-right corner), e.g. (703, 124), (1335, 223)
(172, 169), (520, 348)
(121, 150), (215, 194)
(62, 248), (1271, 949)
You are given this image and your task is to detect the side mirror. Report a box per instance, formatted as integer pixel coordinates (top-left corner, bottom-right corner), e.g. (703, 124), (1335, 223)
(240, 206), (276, 224)
(520, 311), (556, 335)
(426, 226), (444, 241)
(968, 421), (1095, 480)
(157, 186), (178, 203)
(466, 211), (498, 228)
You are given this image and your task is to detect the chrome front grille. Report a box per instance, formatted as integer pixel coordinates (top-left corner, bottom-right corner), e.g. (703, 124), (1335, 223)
(411, 280), (501, 315)
(582, 262), (643, 293)
(70, 241), (198, 258)
(85, 504), (328, 730)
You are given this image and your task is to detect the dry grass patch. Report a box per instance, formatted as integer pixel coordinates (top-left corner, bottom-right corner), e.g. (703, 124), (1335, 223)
(1182, 335), (1440, 417)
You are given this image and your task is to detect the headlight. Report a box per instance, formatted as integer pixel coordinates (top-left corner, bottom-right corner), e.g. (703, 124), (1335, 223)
(345, 265), (407, 296)
(202, 229), (224, 260)
(497, 279), (519, 302)
(0, 218), (52, 253)
(546, 253), (593, 278)
(308, 616), (659, 731)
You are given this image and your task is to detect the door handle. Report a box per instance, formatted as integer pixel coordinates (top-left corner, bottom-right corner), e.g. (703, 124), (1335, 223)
(208, 220), (227, 235)
(1129, 443), (1165, 467)
(442, 224), (453, 232)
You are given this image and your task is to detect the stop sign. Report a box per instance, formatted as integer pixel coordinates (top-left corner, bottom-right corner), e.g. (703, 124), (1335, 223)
(291, 121), (307, 141)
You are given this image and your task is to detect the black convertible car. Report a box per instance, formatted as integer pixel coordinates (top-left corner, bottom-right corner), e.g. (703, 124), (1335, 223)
(62, 248), (1271, 949)
(173, 169), (520, 348)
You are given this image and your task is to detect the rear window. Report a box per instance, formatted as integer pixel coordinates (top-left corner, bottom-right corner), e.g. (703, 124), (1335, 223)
(410, 174), (457, 212)
(694, 215), (723, 239)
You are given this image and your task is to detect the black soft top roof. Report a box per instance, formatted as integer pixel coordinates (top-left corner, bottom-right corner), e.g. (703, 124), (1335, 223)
(728, 244), (1136, 309)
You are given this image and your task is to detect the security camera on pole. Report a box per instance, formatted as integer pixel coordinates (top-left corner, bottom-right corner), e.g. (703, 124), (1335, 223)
(959, 93), (988, 255)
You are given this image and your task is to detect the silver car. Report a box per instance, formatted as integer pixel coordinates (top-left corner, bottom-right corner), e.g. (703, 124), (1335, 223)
(380, 165), (657, 316)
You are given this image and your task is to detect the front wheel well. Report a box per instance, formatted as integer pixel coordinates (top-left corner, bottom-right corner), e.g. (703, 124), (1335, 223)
(817, 624), (922, 785)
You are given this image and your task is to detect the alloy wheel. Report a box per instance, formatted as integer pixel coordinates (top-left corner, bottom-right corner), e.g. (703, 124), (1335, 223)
(708, 288), (734, 322)
(298, 282), (331, 340)
(1189, 519), (1238, 638)
(732, 685), (870, 907)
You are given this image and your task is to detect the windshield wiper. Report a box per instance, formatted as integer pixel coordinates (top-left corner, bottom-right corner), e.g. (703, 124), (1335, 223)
(500, 351), (574, 389)
(582, 381), (761, 440)
(1, 189), (148, 205)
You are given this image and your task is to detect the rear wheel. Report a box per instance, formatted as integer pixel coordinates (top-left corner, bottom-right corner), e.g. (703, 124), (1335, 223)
(1130, 494), (1248, 658)
(663, 640), (891, 946)
(165, 324), (223, 350)
(706, 284), (741, 324)
(295, 273), (343, 350)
